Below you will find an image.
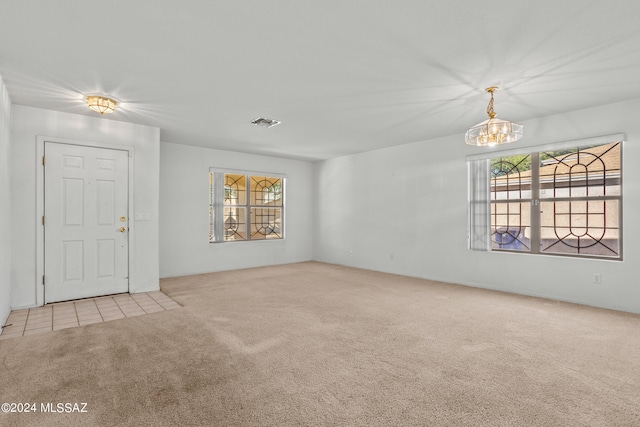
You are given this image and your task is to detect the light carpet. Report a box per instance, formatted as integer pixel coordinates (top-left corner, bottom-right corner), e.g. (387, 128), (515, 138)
(1, 261), (639, 426)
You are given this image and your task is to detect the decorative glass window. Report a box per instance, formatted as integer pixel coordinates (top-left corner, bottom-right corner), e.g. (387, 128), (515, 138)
(209, 170), (284, 242)
(491, 154), (532, 251)
(537, 143), (621, 257)
(469, 137), (622, 259)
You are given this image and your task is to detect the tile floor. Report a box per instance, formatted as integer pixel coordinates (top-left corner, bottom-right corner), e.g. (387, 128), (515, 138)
(0, 291), (181, 340)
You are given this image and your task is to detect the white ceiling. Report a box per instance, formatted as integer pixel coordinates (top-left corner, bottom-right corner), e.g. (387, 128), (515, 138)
(1, 1), (640, 161)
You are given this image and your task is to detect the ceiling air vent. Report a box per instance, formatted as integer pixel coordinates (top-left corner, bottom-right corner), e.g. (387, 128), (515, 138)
(251, 117), (281, 128)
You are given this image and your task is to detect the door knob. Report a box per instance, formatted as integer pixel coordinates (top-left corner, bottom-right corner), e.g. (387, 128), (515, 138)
(120, 227), (127, 233)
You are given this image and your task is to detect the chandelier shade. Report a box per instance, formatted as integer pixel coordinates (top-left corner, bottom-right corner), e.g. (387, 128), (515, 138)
(87, 96), (117, 114)
(465, 87), (522, 146)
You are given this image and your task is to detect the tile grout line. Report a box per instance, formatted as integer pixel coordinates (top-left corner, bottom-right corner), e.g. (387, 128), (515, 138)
(72, 302), (79, 325)
(73, 301), (80, 326)
(75, 299), (102, 325)
(133, 293), (163, 313)
(132, 294), (158, 313)
(1, 312), (27, 337)
(24, 309), (32, 337)
(114, 295), (144, 316)
(112, 296), (127, 316)
(147, 291), (181, 310)
(94, 299), (105, 323)
(96, 297), (124, 320)
(21, 307), (53, 335)
(4, 292), (179, 338)
(146, 292), (168, 310)
(18, 313), (27, 335)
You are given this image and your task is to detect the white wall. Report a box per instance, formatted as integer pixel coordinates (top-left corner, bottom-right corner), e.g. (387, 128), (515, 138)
(0, 76), (11, 326)
(159, 142), (314, 277)
(10, 105), (161, 309)
(314, 98), (640, 314)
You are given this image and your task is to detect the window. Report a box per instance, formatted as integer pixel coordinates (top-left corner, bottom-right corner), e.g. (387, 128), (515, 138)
(469, 136), (622, 259)
(209, 170), (284, 242)
(491, 154), (532, 251)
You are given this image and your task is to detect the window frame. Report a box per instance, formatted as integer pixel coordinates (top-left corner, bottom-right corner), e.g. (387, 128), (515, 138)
(468, 134), (624, 261)
(209, 168), (286, 243)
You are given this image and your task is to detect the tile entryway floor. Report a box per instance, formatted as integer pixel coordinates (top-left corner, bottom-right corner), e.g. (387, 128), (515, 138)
(0, 291), (180, 340)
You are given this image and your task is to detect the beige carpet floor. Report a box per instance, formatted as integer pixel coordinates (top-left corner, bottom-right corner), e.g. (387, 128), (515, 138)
(1, 261), (639, 426)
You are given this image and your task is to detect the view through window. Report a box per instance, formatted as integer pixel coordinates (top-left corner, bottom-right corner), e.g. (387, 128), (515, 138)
(488, 141), (621, 258)
(209, 171), (284, 242)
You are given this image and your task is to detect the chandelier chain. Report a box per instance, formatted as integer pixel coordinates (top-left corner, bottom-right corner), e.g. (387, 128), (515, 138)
(486, 91), (495, 118)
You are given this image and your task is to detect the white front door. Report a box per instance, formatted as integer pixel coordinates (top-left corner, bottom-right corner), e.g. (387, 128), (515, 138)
(44, 142), (129, 303)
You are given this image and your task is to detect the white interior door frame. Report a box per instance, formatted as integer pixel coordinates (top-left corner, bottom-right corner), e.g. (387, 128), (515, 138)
(36, 136), (135, 307)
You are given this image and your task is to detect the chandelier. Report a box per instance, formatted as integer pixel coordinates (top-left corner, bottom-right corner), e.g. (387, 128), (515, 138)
(465, 86), (523, 146)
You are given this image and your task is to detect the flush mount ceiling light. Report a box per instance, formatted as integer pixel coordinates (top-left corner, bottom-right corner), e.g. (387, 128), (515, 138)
(251, 117), (281, 128)
(465, 86), (523, 147)
(87, 95), (117, 114)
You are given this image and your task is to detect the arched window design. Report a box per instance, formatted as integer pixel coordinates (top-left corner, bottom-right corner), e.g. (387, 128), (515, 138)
(249, 176), (283, 240)
(209, 170), (285, 242)
(471, 137), (622, 260)
(490, 155), (531, 251)
(539, 143), (620, 256)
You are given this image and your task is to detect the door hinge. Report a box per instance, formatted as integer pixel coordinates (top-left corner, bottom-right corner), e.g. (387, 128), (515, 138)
(42, 216), (45, 225)
(42, 275), (45, 286)
(42, 156), (46, 165)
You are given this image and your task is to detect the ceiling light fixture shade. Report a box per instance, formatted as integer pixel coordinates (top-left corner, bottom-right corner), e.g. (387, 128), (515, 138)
(87, 95), (117, 114)
(465, 86), (523, 146)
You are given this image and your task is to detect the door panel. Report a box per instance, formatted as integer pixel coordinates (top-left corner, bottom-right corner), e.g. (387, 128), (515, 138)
(63, 178), (84, 225)
(44, 142), (129, 303)
(97, 180), (115, 225)
(96, 239), (115, 278)
(63, 240), (84, 281)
